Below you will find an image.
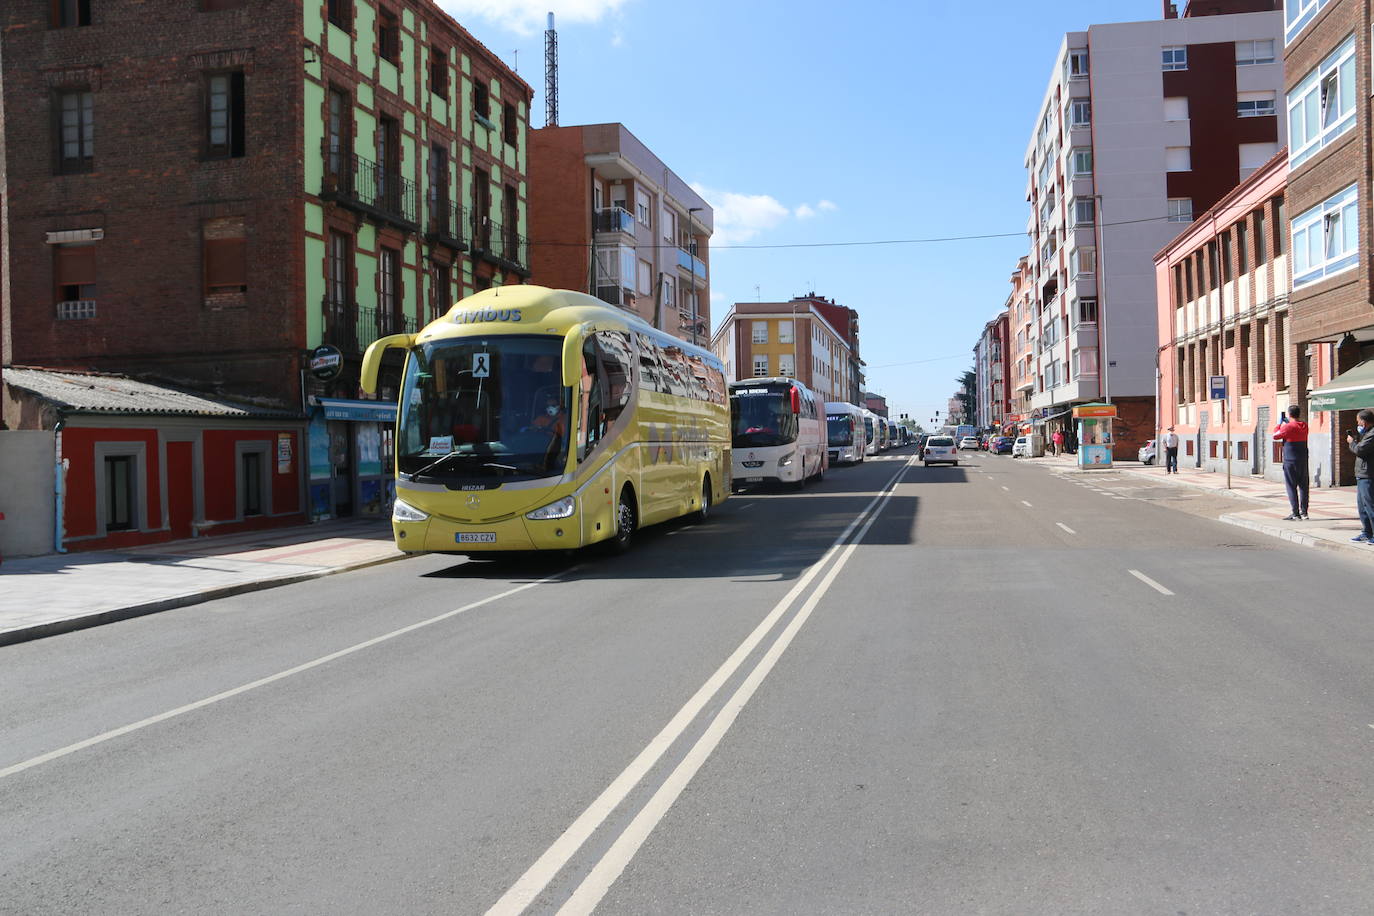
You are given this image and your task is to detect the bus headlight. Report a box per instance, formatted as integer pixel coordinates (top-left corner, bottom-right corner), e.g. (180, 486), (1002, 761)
(392, 499), (428, 523)
(526, 496), (576, 520)
(777, 455), (794, 467)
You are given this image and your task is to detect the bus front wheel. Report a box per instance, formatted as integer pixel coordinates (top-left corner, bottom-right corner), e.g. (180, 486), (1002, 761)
(605, 487), (637, 554)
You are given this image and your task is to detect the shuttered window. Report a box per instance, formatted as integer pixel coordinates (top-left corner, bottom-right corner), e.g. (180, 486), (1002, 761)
(55, 244), (97, 301)
(204, 237), (247, 293)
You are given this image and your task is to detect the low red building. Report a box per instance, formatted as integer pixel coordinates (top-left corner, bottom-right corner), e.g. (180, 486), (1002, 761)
(2, 368), (306, 551)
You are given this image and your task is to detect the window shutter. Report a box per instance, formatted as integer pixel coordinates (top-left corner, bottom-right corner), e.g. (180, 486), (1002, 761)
(204, 237), (247, 292)
(56, 244), (97, 286)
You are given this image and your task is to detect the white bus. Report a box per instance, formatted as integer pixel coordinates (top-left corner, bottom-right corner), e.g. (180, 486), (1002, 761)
(730, 378), (827, 489)
(825, 401), (867, 465)
(861, 410), (881, 457)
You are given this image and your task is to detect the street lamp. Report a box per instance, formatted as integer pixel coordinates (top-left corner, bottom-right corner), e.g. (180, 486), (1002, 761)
(687, 206), (703, 346)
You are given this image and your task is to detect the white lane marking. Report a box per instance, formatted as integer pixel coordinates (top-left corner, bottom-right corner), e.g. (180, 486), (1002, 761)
(555, 460), (906, 915)
(0, 572), (572, 782)
(1128, 569), (1175, 596)
(1021, 500), (1033, 508)
(1056, 522), (1077, 534)
(1001, 486), (1009, 491)
(735, 503), (755, 511)
(485, 458), (916, 916)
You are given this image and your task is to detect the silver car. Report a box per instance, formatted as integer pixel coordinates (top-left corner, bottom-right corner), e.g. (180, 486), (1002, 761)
(924, 435), (959, 466)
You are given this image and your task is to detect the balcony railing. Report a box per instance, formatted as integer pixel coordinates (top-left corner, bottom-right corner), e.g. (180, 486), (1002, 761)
(426, 199), (468, 250)
(472, 215), (529, 275)
(322, 296), (417, 354)
(321, 142), (419, 231)
(676, 246), (707, 280)
(594, 207), (635, 234)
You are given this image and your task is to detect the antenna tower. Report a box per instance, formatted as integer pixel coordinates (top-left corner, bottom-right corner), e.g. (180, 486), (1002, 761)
(544, 12), (559, 127)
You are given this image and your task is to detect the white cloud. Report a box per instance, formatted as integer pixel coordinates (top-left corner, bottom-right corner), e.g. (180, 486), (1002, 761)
(438, 0), (632, 36)
(692, 184), (839, 245)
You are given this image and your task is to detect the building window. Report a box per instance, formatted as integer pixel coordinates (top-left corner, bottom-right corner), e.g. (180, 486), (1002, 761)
(241, 452), (263, 517)
(206, 71), (246, 159)
(503, 102), (517, 146)
(1073, 198), (1095, 226)
(779, 354), (795, 378)
(203, 220), (247, 295)
(1291, 183), (1358, 288)
(430, 47), (448, 98)
(51, 0), (91, 27)
(1167, 198), (1193, 223)
(753, 355), (769, 377)
(379, 246), (400, 331)
(430, 263), (450, 322)
(1236, 39), (1275, 65)
(55, 89), (94, 174)
(327, 0), (350, 29)
(752, 321), (768, 344)
(54, 243), (97, 313)
(328, 87), (350, 175)
(1071, 147), (1092, 177)
(778, 319), (793, 344)
(1066, 50), (1089, 80)
(1286, 0), (1328, 45)
(327, 230), (352, 318)
(1237, 220), (1249, 274)
(1165, 146), (1191, 172)
(636, 258), (652, 296)
(1072, 246), (1096, 278)
(1237, 92), (1275, 118)
(378, 9), (401, 64)
(1162, 46), (1188, 71)
(1163, 97), (1188, 121)
(1288, 35), (1356, 168)
(473, 81), (490, 121)
(636, 189), (651, 227)
(104, 455), (136, 532)
(1068, 100), (1091, 128)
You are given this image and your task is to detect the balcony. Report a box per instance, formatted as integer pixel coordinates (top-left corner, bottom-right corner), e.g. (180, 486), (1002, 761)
(322, 296), (417, 355)
(472, 216), (530, 277)
(676, 246), (707, 281)
(426, 199), (468, 251)
(320, 142), (419, 232)
(594, 207), (635, 235)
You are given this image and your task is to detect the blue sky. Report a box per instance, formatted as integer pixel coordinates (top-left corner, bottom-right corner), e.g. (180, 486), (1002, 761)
(441, 0), (1162, 426)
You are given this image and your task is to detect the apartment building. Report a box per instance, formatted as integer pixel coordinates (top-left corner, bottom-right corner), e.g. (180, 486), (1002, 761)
(0, 0), (532, 535)
(1022, 0), (1283, 455)
(1152, 150), (1332, 482)
(529, 124), (712, 345)
(1282, 0), (1374, 487)
(710, 295), (860, 404)
(1007, 256), (1036, 427)
(974, 312), (1011, 429)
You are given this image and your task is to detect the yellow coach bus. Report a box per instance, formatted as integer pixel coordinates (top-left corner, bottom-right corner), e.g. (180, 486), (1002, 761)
(360, 286), (730, 555)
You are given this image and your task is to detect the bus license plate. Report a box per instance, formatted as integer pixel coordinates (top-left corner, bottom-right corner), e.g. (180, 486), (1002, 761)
(457, 533), (497, 543)
(743, 477), (763, 483)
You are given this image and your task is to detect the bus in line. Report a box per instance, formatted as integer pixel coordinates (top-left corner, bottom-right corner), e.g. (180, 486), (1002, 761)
(360, 286), (730, 555)
(861, 409), (881, 457)
(729, 378), (827, 489)
(825, 401), (867, 465)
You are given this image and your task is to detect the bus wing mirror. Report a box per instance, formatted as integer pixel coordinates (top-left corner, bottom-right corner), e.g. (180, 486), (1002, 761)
(561, 323), (592, 387)
(359, 333), (416, 394)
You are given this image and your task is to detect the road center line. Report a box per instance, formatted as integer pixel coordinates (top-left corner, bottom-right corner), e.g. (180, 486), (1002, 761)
(1021, 500), (1033, 508)
(0, 572), (572, 782)
(1056, 522), (1076, 534)
(1128, 569), (1175, 596)
(553, 461), (907, 916)
(485, 457), (915, 916)
(1001, 486), (1009, 491)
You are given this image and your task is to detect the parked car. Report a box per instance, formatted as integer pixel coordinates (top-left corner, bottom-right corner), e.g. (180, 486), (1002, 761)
(992, 436), (1014, 455)
(958, 436), (980, 450)
(923, 435), (959, 466)
(1012, 435), (1032, 458)
(1138, 439), (1157, 465)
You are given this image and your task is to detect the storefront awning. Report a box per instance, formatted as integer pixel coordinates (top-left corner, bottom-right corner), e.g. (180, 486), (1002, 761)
(1309, 360), (1374, 412)
(315, 397), (397, 423)
(1035, 409), (1072, 423)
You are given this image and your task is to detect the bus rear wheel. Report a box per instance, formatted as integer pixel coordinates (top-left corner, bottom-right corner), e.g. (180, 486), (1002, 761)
(693, 477), (712, 523)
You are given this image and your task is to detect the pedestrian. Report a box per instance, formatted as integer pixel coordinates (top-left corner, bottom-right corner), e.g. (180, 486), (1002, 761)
(1273, 404), (1310, 520)
(1163, 426), (1180, 473)
(1051, 428), (1063, 457)
(1347, 409), (1374, 544)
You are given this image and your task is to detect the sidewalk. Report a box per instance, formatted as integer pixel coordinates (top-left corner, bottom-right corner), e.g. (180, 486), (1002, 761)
(1024, 451), (1373, 558)
(0, 518), (411, 647)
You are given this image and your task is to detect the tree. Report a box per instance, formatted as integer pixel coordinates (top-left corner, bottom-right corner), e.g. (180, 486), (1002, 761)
(955, 368), (976, 423)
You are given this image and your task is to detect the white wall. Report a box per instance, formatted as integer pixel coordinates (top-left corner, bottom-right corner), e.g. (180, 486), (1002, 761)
(0, 431), (56, 558)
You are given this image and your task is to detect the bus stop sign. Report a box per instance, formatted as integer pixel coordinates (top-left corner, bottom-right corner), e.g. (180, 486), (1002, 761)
(1209, 375), (1228, 400)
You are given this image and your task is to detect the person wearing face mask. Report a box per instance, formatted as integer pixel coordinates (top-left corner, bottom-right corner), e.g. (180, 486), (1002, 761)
(530, 393), (567, 438)
(1273, 404), (1310, 520)
(1347, 408), (1374, 544)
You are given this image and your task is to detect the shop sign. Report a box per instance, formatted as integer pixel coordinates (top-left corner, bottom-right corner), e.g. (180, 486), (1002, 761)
(1072, 404), (1117, 418)
(310, 345), (343, 381)
(277, 433), (293, 474)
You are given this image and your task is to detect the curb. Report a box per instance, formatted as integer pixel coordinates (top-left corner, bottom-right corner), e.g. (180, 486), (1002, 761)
(1218, 514), (1374, 559)
(0, 551), (413, 649)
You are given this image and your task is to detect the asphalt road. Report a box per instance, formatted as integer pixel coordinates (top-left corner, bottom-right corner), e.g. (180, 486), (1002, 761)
(4, 448), (1374, 915)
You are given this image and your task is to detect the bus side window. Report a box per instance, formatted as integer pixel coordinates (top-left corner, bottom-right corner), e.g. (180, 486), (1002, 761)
(596, 331), (632, 424)
(578, 340), (604, 463)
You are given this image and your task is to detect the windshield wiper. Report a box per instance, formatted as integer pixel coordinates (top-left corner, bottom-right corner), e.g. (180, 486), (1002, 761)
(483, 462), (520, 471)
(409, 451), (466, 478)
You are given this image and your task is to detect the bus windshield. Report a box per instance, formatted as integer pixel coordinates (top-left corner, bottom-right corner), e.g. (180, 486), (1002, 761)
(731, 387), (798, 447)
(397, 335), (571, 481)
(827, 414), (853, 446)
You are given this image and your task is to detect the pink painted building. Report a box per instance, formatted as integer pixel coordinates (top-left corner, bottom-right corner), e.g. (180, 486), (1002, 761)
(1154, 150), (1337, 484)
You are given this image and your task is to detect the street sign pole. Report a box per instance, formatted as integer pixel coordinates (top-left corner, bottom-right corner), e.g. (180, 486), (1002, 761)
(1210, 375), (1230, 489)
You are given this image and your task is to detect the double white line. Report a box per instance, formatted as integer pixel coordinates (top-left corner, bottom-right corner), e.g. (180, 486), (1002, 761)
(488, 456), (916, 915)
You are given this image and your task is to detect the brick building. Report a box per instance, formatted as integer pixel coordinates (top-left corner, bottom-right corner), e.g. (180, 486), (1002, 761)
(1282, 0), (1374, 487)
(528, 123), (712, 345)
(0, 0), (533, 532)
(1006, 256), (1035, 430)
(974, 311), (1011, 429)
(710, 295), (862, 405)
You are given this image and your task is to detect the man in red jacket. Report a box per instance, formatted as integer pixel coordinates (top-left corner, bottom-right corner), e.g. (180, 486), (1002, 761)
(1273, 404), (1310, 520)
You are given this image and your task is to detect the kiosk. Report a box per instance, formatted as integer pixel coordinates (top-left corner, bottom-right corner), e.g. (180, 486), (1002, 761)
(1074, 403), (1117, 468)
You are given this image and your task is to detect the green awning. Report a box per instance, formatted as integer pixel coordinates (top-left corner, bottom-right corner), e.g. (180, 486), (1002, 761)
(1310, 360), (1374, 412)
